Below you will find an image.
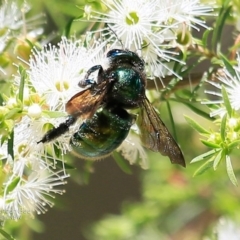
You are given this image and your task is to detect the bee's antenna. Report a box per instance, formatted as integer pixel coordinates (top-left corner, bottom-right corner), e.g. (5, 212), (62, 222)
(107, 24), (124, 49)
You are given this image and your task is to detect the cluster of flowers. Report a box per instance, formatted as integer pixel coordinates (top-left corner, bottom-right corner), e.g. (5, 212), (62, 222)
(186, 56), (240, 186)
(84, 0), (213, 81)
(0, 0), (220, 221)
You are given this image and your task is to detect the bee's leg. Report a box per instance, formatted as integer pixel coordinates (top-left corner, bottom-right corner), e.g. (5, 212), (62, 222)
(37, 116), (77, 144)
(78, 65), (103, 87)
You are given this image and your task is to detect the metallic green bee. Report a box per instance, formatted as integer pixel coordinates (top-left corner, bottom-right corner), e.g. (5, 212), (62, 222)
(38, 49), (185, 167)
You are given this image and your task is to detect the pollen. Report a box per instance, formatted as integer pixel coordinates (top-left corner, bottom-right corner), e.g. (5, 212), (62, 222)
(55, 80), (69, 92)
(125, 12), (139, 25)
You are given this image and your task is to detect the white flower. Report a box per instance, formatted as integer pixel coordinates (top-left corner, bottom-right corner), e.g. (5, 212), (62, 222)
(1, 116), (46, 168)
(85, 0), (212, 79)
(157, 0), (213, 31)
(28, 37), (92, 112)
(0, 1), (26, 30)
(0, 111), (68, 175)
(0, 115), (69, 220)
(216, 218), (240, 240)
(2, 168), (68, 220)
(86, 0), (180, 79)
(28, 37), (107, 112)
(92, 0), (162, 50)
(0, 1), (44, 79)
(117, 131), (148, 169)
(140, 34), (182, 80)
(202, 55), (240, 117)
(0, 1), (44, 32)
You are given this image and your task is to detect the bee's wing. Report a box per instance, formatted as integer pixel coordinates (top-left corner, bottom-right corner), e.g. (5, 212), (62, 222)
(137, 97), (185, 167)
(66, 81), (109, 120)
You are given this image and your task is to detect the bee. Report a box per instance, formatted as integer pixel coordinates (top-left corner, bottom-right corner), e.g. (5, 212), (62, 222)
(38, 49), (185, 167)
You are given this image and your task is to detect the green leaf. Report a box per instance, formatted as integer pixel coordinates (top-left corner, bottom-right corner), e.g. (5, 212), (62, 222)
(201, 139), (220, 148)
(165, 76), (182, 91)
(170, 98), (212, 120)
(175, 89), (193, 100)
(72, 161), (94, 185)
(191, 149), (218, 163)
(25, 38), (35, 49)
(213, 150), (223, 170)
(18, 65), (27, 102)
(7, 131), (14, 161)
(63, 17), (77, 38)
(228, 139), (240, 149)
(112, 151), (132, 175)
(5, 108), (22, 120)
(6, 176), (20, 194)
(184, 115), (210, 134)
(0, 228), (15, 240)
(226, 155), (238, 186)
(53, 144), (61, 159)
(202, 28), (212, 48)
(52, 159), (76, 170)
(221, 86), (232, 117)
(220, 113), (227, 141)
(211, 2), (232, 53)
(166, 101), (177, 140)
(42, 110), (66, 118)
(193, 158), (214, 176)
(220, 54), (237, 77)
(190, 71), (208, 99)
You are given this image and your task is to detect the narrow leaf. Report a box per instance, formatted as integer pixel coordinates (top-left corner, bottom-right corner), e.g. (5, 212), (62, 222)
(0, 228), (15, 240)
(166, 101), (177, 140)
(201, 139), (220, 148)
(191, 71), (208, 99)
(176, 100), (212, 120)
(63, 17), (77, 38)
(6, 176), (20, 194)
(7, 131), (14, 161)
(185, 115), (210, 134)
(220, 113), (227, 141)
(211, 3), (232, 53)
(229, 139), (240, 149)
(220, 54), (237, 77)
(221, 86), (232, 117)
(191, 149), (217, 163)
(226, 155), (238, 186)
(193, 158), (214, 176)
(42, 110), (66, 118)
(112, 151), (132, 174)
(5, 108), (22, 120)
(18, 65), (26, 102)
(53, 159), (76, 170)
(202, 28), (212, 47)
(213, 150), (223, 170)
(82, 161), (94, 185)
